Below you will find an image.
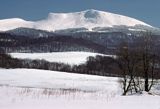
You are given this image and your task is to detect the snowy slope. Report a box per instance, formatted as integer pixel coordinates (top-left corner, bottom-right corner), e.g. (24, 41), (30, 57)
(0, 9), (152, 32)
(0, 68), (119, 92)
(0, 18), (33, 31)
(10, 52), (109, 65)
(0, 69), (160, 109)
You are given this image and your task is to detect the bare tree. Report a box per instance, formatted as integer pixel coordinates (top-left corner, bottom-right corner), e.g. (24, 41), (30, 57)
(137, 32), (158, 92)
(117, 42), (140, 95)
(117, 32), (160, 95)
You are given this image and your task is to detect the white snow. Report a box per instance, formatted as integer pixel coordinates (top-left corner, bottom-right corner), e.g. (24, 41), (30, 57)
(0, 9), (151, 32)
(0, 18), (33, 31)
(128, 28), (146, 31)
(0, 68), (119, 92)
(10, 52), (108, 65)
(0, 68), (160, 109)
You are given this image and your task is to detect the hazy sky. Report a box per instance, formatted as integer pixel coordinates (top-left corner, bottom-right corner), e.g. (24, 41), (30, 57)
(0, 0), (159, 27)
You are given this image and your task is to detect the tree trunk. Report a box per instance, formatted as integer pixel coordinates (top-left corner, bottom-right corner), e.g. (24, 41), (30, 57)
(144, 73), (149, 92)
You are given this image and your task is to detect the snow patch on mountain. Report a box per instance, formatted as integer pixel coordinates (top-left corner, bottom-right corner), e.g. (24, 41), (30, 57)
(0, 18), (33, 31)
(0, 9), (152, 32)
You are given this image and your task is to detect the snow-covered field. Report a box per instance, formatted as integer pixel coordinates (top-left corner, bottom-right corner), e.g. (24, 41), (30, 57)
(10, 52), (107, 65)
(0, 68), (119, 92)
(0, 68), (160, 109)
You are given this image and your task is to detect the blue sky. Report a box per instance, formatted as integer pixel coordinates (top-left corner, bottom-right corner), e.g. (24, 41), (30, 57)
(0, 0), (159, 27)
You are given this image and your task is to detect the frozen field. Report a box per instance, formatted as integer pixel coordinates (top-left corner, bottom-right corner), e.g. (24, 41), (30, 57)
(0, 68), (160, 109)
(10, 52), (107, 65)
(0, 68), (119, 92)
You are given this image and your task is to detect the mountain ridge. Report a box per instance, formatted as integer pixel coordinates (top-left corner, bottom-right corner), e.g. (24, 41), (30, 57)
(0, 9), (153, 32)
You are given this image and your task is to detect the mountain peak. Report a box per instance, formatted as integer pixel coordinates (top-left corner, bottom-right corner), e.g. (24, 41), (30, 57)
(0, 9), (152, 31)
(83, 9), (100, 19)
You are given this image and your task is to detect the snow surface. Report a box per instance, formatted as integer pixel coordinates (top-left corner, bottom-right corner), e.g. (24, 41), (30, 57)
(0, 9), (151, 31)
(0, 18), (33, 31)
(10, 52), (108, 65)
(0, 68), (119, 92)
(0, 68), (160, 109)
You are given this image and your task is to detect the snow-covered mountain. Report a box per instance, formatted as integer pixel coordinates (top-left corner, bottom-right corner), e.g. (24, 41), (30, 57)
(0, 18), (33, 31)
(0, 9), (152, 32)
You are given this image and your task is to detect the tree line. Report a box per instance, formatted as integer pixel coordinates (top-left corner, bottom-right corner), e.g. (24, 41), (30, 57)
(0, 53), (118, 76)
(0, 32), (106, 53)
